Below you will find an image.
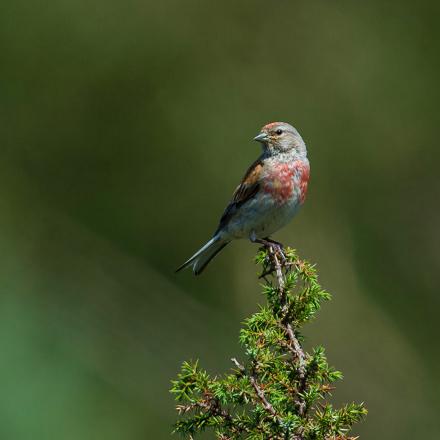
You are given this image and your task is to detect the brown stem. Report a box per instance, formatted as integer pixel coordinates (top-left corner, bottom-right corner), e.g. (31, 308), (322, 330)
(268, 247), (307, 417)
(231, 358), (278, 419)
(285, 323), (306, 379)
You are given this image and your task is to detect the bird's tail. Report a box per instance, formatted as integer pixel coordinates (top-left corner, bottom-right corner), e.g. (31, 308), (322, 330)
(176, 236), (229, 275)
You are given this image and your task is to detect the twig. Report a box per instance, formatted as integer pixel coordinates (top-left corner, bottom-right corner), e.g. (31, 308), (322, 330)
(269, 247), (306, 375)
(285, 323), (306, 379)
(267, 246), (307, 417)
(184, 396), (247, 437)
(231, 358), (278, 418)
(178, 400), (233, 421)
(232, 356), (305, 439)
(272, 249), (285, 290)
(286, 323), (307, 416)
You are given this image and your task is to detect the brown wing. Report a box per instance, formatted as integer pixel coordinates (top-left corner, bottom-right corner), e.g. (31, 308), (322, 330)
(215, 159), (263, 233)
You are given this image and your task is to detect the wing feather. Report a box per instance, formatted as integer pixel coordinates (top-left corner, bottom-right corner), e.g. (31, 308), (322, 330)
(215, 159), (263, 233)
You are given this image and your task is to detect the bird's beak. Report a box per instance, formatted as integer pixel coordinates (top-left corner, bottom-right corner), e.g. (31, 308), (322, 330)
(254, 132), (269, 143)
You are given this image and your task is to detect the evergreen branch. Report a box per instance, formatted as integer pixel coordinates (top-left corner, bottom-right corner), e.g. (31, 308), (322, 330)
(171, 246), (367, 439)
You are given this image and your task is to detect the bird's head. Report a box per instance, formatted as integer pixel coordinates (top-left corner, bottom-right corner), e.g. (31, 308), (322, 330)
(254, 122), (307, 157)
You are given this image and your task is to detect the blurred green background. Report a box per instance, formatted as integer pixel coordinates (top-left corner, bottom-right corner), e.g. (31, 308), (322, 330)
(1, 0), (439, 438)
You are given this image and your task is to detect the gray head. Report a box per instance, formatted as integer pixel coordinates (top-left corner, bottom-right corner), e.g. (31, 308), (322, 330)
(253, 122), (307, 157)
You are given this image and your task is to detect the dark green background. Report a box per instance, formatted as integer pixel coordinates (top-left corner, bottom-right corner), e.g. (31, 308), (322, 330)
(1, 0), (438, 438)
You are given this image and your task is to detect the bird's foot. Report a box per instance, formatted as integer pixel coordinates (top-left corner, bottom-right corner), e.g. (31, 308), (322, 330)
(262, 238), (287, 265)
(253, 237), (287, 274)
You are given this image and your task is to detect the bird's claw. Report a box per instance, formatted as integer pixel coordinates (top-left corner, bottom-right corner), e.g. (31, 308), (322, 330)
(257, 240), (289, 278)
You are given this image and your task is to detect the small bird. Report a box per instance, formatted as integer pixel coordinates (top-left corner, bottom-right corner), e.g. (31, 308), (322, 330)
(177, 122), (310, 275)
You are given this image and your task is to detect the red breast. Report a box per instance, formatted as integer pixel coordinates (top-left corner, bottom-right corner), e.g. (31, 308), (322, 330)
(263, 161), (309, 204)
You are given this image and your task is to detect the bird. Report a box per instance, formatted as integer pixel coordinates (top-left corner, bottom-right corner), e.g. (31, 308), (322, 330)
(176, 122), (310, 275)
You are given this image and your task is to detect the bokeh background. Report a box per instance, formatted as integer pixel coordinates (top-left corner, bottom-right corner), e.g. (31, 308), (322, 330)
(1, 0), (439, 438)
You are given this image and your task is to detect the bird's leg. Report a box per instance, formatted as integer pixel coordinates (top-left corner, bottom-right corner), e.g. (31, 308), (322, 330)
(250, 235), (286, 266)
(250, 235), (275, 272)
(263, 237), (284, 248)
(262, 237), (287, 264)
(251, 237), (274, 248)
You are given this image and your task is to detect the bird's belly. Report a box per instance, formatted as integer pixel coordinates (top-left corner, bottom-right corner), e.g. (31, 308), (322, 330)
(225, 190), (301, 239)
(252, 193), (301, 238)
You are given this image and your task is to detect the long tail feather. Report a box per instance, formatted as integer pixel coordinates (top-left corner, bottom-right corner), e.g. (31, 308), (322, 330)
(176, 236), (229, 275)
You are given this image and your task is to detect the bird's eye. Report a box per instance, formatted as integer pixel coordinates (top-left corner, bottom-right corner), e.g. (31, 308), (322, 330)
(276, 129), (283, 135)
